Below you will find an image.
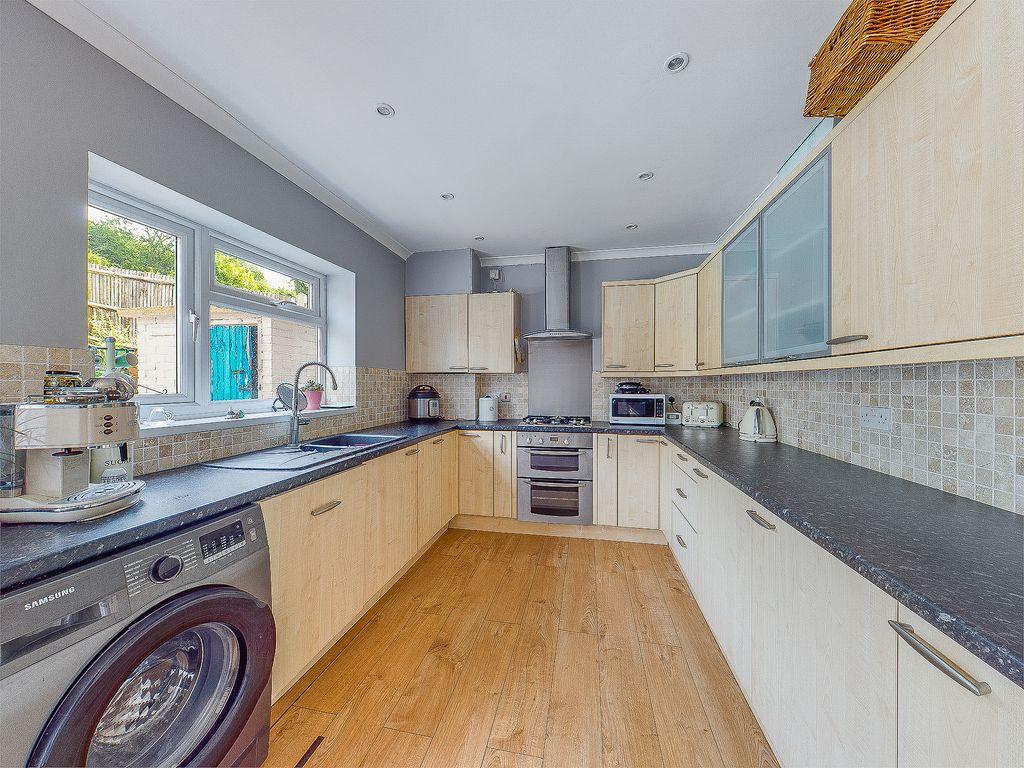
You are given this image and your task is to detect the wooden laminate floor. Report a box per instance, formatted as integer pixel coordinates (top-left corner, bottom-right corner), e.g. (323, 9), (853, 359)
(264, 529), (778, 768)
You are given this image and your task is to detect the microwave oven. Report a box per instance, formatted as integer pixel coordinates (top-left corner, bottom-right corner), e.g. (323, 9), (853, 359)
(608, 394), (666, 425)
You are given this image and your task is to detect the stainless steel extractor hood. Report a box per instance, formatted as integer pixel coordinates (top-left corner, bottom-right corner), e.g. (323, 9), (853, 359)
(524, 246), (592, 340)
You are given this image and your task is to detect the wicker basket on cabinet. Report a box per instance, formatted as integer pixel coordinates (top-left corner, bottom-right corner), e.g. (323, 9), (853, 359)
(804, 0), (955, 117)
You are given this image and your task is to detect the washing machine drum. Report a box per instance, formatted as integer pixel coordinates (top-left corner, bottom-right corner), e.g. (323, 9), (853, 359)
(27, 585), (275, 768)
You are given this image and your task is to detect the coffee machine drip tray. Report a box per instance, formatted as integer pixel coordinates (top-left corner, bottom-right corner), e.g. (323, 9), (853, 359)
(0, 480), (145, 524)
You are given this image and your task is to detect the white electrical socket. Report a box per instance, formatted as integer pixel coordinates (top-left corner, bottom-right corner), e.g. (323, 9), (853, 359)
(500, 392), (512, 402)
(859, 406), (892, 431)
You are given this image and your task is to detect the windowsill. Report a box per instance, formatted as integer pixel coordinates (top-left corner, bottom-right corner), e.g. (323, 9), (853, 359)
(140, 405), (356, 438)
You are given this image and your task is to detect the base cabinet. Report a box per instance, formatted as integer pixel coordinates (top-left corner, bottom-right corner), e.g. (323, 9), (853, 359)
(616, 435), (661, 529)
(458, 430), (494, 516)
(594, 434), (618, 525)
(441, 432), (459, 523)
(416, 437), (444, 549)
(895, 606), (1024, 768)
(492, 431), (514, 518)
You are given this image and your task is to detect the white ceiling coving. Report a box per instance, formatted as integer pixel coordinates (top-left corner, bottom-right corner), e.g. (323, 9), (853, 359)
(35, 0), (845, 259)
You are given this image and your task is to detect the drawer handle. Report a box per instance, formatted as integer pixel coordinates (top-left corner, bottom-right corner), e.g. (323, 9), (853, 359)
(311, 500), (342, 517)
(636, 438), (661, 444)
(826, 334), (869, 346)
(432, 438), (444, 444)
(448, 365), (468, 370)
(889, 620), (992, 696)
(675, 488), (687, 500)
(655, 363), (674, 368)
(405, 448), (420, 456)
(460, 433), (478, 438)
(692, 468), (708, 479)
(676, 453), (688, 462)
(605, 364), (628, 369)
(675, 534), (687, 549)
(746, 509), (776, 530)
(469, 366), (489, 371)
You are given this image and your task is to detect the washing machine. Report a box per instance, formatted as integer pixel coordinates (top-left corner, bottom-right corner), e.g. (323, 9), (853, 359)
(0, 504), (275, 767)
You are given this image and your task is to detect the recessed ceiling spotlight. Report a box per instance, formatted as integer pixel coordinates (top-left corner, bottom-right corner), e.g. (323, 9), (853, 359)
(473, 235), (485, 241)
(625, 223), (639, 231)
(637, 171), (655, 181)
(664, 52), (690, 73)
(440, 193), (455, 200)
(375, 102), (396, 117)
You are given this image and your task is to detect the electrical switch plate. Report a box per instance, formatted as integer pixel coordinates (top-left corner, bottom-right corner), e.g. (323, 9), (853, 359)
(500, 392), (511, 402)
(859, 406), (892, 432)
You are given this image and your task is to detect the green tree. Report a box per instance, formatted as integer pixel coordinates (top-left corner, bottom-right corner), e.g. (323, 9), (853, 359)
(87, 217), (175, 274)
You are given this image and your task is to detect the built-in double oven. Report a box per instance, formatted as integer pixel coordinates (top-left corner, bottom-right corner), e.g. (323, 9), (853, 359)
(516, 432), (593, 525)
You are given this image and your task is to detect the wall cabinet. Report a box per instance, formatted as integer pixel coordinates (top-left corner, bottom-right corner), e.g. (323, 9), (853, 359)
(654, 275), (697, 372)
(458, 430), (494, 516)
(696, 253), (722, 370)
(615, 435), (661, 529)
(830, 0), (1024, 355)
(406, 292), (521, 373)
(602, 284), (654, 371)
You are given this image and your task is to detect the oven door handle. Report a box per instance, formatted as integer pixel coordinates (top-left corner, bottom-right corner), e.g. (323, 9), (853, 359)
(526, 449), (585, 457)
(524, 480), (586, 489)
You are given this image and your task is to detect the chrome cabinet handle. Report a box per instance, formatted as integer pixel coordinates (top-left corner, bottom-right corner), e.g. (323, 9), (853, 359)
(746, 509), (776, 530)
(524, 480), (584, 489)
(469, 366), (489, 371)
(659, 440), (668, 446)
(826, 334), (869, 345)
(432, 438), (444, 444)
(889, 620), (992, 696)
(605, 364), (628, 369)
(405, 448), (420, 456)
(676, 453), (688, 463)
(606, 438), (613, 459)
(696, 362), (705, 368)
(675, 488), (687, 500)
(692, 468), (708, 479)
(311, 500), (342, 517)
(460, 433), (478, 438)
(675, 534), (687, 549)
(500, 434), (506, 454)
(655, 363), (674, 368)
(449, 365), (468, 370)
(636, 438), (661, 444)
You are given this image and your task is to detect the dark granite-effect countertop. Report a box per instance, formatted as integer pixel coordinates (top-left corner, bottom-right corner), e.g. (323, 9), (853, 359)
(2, 418), (1020, 687)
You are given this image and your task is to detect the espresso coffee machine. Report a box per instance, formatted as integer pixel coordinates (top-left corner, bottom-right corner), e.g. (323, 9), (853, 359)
(0, 401), (145, 523)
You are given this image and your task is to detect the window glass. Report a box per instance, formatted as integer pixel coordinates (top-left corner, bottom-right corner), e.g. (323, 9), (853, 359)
(213, 250), (310, 309)
(87, 206), (178, 394)
(209, 304), (319, 401)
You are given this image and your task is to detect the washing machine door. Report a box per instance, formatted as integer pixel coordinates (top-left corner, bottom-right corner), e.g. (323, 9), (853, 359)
(27, 585), (275, 768)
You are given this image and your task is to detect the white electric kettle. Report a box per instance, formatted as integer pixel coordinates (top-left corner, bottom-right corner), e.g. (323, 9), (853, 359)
(738, 399), (777, 443)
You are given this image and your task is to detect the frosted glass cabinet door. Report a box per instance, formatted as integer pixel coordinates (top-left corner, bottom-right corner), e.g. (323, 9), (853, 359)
(762, 154), (830, 360)
(721, 219), (760, 365)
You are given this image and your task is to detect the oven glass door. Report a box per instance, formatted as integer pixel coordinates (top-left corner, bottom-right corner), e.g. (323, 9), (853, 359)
(517, 478), (593, 525)
(516, 448), (592, 481)
(611, 397), (659, 421)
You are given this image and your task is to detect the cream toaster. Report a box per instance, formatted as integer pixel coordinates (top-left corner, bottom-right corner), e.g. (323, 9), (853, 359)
(680, 401), (724, 427)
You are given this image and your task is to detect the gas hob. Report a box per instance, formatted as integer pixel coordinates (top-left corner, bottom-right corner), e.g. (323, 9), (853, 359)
(518, 415), (591, 427)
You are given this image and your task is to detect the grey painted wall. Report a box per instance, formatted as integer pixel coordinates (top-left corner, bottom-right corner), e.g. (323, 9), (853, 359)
(405, 249), (480, 295)
(0, 0), (406, 369)
(480, 253), (706, 368)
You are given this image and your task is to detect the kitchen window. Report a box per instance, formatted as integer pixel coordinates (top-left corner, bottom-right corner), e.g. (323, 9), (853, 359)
(87, 184), (327, 421)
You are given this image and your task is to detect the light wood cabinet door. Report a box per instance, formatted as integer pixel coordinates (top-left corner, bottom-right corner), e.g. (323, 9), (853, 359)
(654, 275), (697, 371)
(458, 430), (494, 516)
(895, 605), (1024, 768)
(365, 448), (418, 593)
(441, 432), (459, 523)
(317, 466), (369, 647)
(405, 293), (469, 372)
(696, 254), (722, 370)
(602, 284), (655, 371)
(468, 292), (519, 373)
(615, 435), (660, 529)
(830, 0), (1024, 354)
(492, 431), (514, 518)
(593, 433), (618, 526)
(417, 437), (443, 549)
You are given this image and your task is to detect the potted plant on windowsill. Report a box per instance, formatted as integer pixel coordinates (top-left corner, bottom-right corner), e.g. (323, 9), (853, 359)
(300, 380), (324, 410)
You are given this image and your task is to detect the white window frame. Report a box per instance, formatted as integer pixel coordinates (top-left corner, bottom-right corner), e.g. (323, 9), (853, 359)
(87, 184), (329, 421)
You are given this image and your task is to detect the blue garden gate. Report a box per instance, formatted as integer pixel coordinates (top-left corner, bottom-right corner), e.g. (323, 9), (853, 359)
(210, 324), (257, 400)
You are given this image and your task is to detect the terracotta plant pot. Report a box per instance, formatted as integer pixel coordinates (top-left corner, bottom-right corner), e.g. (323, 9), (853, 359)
(304, 390), (323, 410)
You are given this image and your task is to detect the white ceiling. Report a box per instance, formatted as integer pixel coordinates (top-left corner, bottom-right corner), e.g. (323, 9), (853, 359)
(59, 0), (845, 258)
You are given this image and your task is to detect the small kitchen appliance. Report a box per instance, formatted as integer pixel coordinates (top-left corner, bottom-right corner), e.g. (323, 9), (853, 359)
(681, 401), (725, 428)
(608, 393), (666, 426)
(478, 395), (499, 423)
(0, 401), (144, 523)
(516, 431), (593, 525)
(407, 385), (441, 421)
(738, 399), (778, 443)
(614, 381), (650, 394)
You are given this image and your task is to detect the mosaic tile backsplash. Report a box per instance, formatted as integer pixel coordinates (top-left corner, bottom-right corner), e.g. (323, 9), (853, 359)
(2, 344), (1020, 513)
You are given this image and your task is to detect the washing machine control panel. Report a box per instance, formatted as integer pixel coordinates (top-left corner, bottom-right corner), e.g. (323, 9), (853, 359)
(199, 520), (247, 564)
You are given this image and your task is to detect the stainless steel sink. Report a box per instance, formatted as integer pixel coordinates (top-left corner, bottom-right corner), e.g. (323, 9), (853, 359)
(302, 433), (399, 451)
(201, 445), (351, 471)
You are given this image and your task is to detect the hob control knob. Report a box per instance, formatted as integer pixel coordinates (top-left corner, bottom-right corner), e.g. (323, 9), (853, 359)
(151, 555), (183, 583)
